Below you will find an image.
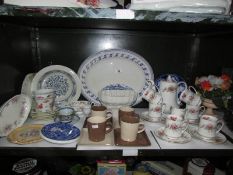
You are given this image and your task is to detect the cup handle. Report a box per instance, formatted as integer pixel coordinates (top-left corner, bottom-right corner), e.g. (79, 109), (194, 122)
(199, 106), (206, 115)
(216, 120), (224, 134)
(177, 81), (187, 105)
(105, 122), (113, 134)
(138, 122), (145, 133)
(147, 79), (156, 91)
(106, 111), (113, 120)
(189, 86), (197, 94)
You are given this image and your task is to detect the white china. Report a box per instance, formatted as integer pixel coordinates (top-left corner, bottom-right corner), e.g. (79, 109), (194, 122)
(193, 130), (227, 144)
(155, 127), (192, 144)
(140, 111), (161, 123)
(21, 73), (35, 97)
(0, 94), (31, 136)
(31, 65), (81, 103)
(77, 49), (154, 105)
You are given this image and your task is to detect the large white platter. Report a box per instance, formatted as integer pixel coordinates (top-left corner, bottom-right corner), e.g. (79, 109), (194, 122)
(78, 49), (154, 105)
(31, 65), (81, 103)
(0, 94), (31, 136)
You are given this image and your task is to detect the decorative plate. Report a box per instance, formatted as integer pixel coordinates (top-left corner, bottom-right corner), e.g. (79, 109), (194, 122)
(0, 94), (31, 137)
(77, 49), (154, 105)
(40, 122), (80, 144)
(154, 74), (186, 97)
(21, 73), (35, 98)
(31, 65), (81, 103)
(140, 111), (161, 123)
(192, 130), (227, 144)
(7, 124), (43, 144)
(154, 127), (192, 144)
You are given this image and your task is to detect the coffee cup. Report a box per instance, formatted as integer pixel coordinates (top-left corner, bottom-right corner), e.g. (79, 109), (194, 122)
(164, 114), (188, 138)
(179, 86), (198, 105)
(171, 107), (186, 119)
(198, 115), (224, 138)
(91, 105), (107, 117)
(148, 103), (165, 121)
(87, 116), (113, 142)
(118, 106), (135, 124)
(185, 104), (205, 121)
(34, 89), (55, 114)
(120, 113), (145, 142)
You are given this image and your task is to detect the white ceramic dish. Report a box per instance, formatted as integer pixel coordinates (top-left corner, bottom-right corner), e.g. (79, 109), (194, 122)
(140, 111), (161, 123)
(0, 94), (31, 136)
(31, 65), (81, 103)
(154, 127), (192, 144)
(21, 73), (35, 98)
(77, 49), (154, 105)
(193, 130), (227, 144)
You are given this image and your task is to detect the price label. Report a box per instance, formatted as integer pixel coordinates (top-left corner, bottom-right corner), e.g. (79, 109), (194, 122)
(116, 9), (135, 19)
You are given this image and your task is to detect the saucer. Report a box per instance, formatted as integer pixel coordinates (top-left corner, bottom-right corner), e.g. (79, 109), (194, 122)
(140, 111), (161, 123)
(40, 122), (80, 144)
(192, 131), (227, 144)
(154, 127), (192, 144)
(54, 115), (80, 125)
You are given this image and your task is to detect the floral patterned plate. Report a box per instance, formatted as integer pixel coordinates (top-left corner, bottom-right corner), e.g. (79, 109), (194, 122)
(40, 122), (80, 144)
(192, 130), (227, 144)
(0, 94), (31, 137)
(31, 65), (81, 103)
(7, 124), (43, 144)
(21, 73), (35, 98)
(77, 49), (154, 105)
(154, 127), (192, 144)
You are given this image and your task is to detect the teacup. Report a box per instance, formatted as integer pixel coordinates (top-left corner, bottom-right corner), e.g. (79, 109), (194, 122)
(91, 105), (107, 117)
(34, 89), (55, 114)
(70, 100), (92, 115)
(164, 114), (189, 138)
(198, 115), (224, 138)
(185, 104), (205, 122)
(171, 107), (186, 119)
(57, 107), (74, 116)
(120, 113), (145, 142)
(179, 86), (201, 105)
(87, 116), (113, 142)
(148, 103), (165, 121)
(118, 106), (135, 124)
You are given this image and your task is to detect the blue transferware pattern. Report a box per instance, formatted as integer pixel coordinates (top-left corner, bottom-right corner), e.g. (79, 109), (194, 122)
(155, 74), (186, 97)
(103, 84), (133, 90)
(41, 122), (80, 141)
(78, 49), (154, 105)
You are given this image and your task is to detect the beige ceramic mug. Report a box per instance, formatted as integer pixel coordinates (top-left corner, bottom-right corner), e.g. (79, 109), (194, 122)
(120, 114), (145, 142)
(91, 105), (107, 117)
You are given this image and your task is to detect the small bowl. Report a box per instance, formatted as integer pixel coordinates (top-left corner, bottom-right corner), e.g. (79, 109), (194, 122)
(57, 107), (74, 116)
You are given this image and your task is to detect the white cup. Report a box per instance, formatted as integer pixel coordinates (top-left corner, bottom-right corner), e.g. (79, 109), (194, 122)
(34, 89), (55, 114)
(171, 107), (186, 119)
(164, 114), (189, 138)
(179, 86), (198, 105)
(198, 115), (224, 138)
(91, 105), (107, 117)
(148, 103), (165, 120)
(185, 105), (205, 121)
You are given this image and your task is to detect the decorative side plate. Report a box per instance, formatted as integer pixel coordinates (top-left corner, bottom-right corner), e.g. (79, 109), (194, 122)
(154, 74), (186, 97)
(77, 49), (154, 105)
(40, 122), (80, 144)
(7, 124), (43, 144)
(31, 65), (81, 103)
(0, 94), (31, 137)
(192, 130), (227, 144)
(21, 73), (35, 98)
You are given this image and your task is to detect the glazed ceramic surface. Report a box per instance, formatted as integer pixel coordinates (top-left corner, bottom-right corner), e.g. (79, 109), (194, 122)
(78, 49), (154, 105)
(40, 122), (80, 144)
(140, 111), (161, 123)
(31, 65), (81, 103)
(0, 94), (31, 136)
(155, 74), (186, 97)
(155, 127), (192, 144)
(7, 124), (43, 144)
(21, 73), (35, 97)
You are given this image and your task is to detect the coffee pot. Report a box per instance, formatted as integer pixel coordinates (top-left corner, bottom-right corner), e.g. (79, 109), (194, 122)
(158, 75), (187, 113)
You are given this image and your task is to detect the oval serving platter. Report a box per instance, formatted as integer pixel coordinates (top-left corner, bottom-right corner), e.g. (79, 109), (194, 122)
(77, 49), (154, 105)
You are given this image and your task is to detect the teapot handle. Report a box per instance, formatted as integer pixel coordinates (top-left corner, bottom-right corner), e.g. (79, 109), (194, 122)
(176, 81), (187, 105)
(146, 79), (161, 93)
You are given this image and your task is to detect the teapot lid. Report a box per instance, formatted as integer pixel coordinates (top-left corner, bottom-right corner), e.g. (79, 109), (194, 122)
(166, 75), (173, 82)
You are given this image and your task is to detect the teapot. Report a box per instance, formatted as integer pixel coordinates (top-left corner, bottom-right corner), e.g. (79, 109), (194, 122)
(158, 75), (187, 113)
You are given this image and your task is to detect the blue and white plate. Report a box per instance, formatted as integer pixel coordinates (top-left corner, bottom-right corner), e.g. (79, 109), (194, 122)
(40, 122), (80, 144)
(77, 49), (154, 105)
(154, 74), (186, 97)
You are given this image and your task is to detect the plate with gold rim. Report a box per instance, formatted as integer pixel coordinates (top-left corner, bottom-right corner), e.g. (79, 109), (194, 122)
(7, 124), (43, 144)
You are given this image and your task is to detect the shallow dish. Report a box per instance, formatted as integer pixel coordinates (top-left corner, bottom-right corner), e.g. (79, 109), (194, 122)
(7, 124), (43, 144)
(192, 130), (226, 144)
(40, 122), (80, 144)
(31, 65), (81, 103)
(77, 49), (154, 105)
(0, 94), (31, 136)
(155, 127), (192, 144)
(21, 73), (35, 98)
(140, 111), (161, 123)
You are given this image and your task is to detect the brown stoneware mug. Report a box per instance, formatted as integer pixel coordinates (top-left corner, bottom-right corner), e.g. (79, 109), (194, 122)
(118, 106), (135, 124)
(87, 116), (112, 142)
